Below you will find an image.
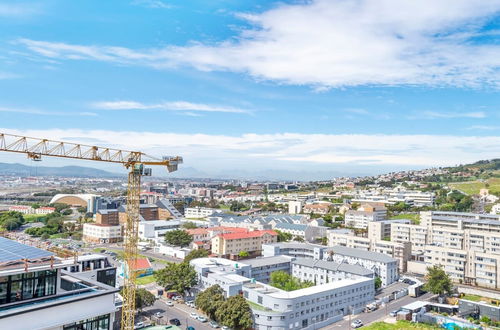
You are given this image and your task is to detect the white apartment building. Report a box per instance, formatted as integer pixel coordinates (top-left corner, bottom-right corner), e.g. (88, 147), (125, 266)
(344, 204), (387, 229)
(288, 201), (303, 214)
(191, 257), (375, 330)
(391, 223), (429, 253)
(0, 238), (119, 330)
(184, 207), (221, 219)
(291, 258), (374, 285)
(138, 220), (181, 240)
(367, 219), (412, 241)
(263, 242), (398, 287)
(83, 223), (122, 244)
(328, 229), (411, 272)
(491, 203), (500, 215)
(241, 256), (293, 283)
(352, 188), (435, 207)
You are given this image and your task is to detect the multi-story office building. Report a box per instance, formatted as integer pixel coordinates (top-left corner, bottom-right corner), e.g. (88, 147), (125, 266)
(138, 220), (181, 240)
(83, 223), (122, 244)
(211, 230), (278, 257)
(0, 238), (118, 330)
(191, 257), (375, 330)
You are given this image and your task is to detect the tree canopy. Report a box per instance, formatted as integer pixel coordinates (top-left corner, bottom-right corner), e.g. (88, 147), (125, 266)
(195, 285), (225, 320)
(374, 277), (382, 290)
(154, 262), (197, 294)
(269, 271), (313, 291)
(215, 295), (253, 330)
(164, 229), (193, 247)
(275, 230), (292, 242)
(0, 211), (25, 231)
(424, 265), (453, 296)
(184, 249), (209, 264)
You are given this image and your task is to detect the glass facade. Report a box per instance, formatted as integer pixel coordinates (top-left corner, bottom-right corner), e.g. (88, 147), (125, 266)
(0, 270), (57, 305)
(63, 314), (110, 330)
(97, 269), (116, 287)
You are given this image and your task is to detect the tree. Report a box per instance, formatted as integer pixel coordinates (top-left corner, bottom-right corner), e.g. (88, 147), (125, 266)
(374, 277), (382, 290)
(155, 262), (197, 294)
(49, 203), (69, 213)
(269, 271), (313, 291)
(215, 295), (253, 330)
(275, 230), (292, 242)
(195, 285), (225, 320)
(77, 206), (87, 213)
(184, 249), (209, 264)
(0, 211), (25, 231)
(293, 236), (305, 242)
(62, 209), (73, 215)
(238, 251), (249, 258)
(182, 222), (198, 229)
(174, 201), (185, 214)
(31, 203), (40, 209)
(121, 288), (155, 312)
(164, 229), (193, 247)
(424, 265), (453, 296)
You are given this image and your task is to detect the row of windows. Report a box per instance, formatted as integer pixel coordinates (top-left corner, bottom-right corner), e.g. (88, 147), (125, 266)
(63, 313), (110, 330)
(0, 270), (57, 305)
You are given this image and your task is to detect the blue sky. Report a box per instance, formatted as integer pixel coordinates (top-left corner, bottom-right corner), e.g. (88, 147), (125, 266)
(0, 0), (499, 179)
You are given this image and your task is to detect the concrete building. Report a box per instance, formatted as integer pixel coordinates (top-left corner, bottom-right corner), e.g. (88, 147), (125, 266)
(185, 207), (221, 219)
(367, 219), (412, 241)
(83, 223), (122, 244)
(211, 230), (278, 257)
(62, 254), (117, 287)
(274, 223), (327, 243)
(8, 205), (56, 215)
(138, 220), (181, 240)
(263, 242), (398, 287)
(291, 258), (374, 285)
(0, 237), (118, 330)
(345, 203), (387, 229)
(391, 223), (429, 253)
(302, 203), (331, 215)
(241, 256), (293, 283)
(288, 201), (303, 214)
(328, 229), (411, 272)
(190, 257), (375, 330)
(49, 193), (98, 211)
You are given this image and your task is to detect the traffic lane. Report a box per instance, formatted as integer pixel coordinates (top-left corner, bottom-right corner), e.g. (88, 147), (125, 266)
(323, 292), (434, 329)
(144, 299), (213, 330)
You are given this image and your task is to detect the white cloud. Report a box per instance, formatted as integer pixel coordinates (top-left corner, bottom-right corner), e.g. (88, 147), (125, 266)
(131, 0), (173, 9)
(419, 111), (487, 119)
(91, 100), (250, 114)
(16, 0), (500, 88)
(1, 128), (499, 170)
(0, 106), (96, 117)
(0, 3), (42, 17)
(467, 125), (500, 130)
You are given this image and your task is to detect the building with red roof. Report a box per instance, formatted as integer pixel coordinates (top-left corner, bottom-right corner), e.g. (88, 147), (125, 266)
(211, 229), (277, 257)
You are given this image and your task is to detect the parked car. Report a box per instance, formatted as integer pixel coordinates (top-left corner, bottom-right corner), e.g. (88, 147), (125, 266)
(165, 300), (174, 307)
(221, 326), (230, 330)
(169, 318), (181, 326)
(389, 309), (400, 317)
(351, 319), (363, 328)
(190, 312), (199, 319)
(133, 322), (144, 330)
(187, 327), (195, 330)
(197, 316), (208, 323)
(209, 321), (219, 328)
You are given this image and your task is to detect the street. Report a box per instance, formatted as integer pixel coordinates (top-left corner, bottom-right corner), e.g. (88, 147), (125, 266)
(142, 298), (213, 330)
(323, 292), (434, 329)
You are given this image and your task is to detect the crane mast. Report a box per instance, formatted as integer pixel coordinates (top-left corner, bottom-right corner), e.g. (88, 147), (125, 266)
(0, 132), (182, 330)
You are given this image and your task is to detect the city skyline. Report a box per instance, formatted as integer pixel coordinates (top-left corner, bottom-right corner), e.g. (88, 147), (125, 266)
(0, 0), (499, 178)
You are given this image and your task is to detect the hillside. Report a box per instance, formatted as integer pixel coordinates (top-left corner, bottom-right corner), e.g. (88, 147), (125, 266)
(438, 159), (500, 195)
(0, 163), (121, 178)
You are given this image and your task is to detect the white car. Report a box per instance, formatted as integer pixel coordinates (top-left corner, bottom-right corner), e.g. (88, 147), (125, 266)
(221, 326), (230, 330)
(165, 300), (174, 307)
(351, 319), (363, 328)
(154, 312), (163, 318)
(197, 316), (208, 323)
(190, 312), (199, 319)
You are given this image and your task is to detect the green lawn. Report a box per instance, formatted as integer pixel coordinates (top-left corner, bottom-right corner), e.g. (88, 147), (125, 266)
(389, 213), (420, 225)
(462, 294), (482, 302)
(449, 178), (500, 195)
(24, 214), (46, 222)
(136, 274), (156, 285)
(362, 321), (441, 330)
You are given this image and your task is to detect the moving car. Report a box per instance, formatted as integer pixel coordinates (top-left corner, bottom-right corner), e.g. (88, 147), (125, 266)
(190, 312), (199, 319)
(169, 318), (181, 326)
(197, 316), (208, 323)
(351, 319), (363, 328)
(165, 300), (174, 307)
(154, 312), (163, 318)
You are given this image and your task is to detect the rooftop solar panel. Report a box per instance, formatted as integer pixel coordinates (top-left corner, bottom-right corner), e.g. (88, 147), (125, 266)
(0, 237), (53, 263)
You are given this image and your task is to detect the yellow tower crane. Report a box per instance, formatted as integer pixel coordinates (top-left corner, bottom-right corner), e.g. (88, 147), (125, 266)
(0, 132), (182, 330)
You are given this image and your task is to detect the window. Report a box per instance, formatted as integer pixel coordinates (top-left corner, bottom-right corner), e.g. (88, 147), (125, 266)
(0, 270), (57, 305)
(64, 314), (110, 330)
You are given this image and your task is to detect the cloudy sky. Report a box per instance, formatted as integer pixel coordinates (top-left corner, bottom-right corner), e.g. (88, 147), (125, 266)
(0, 0), (499, 179)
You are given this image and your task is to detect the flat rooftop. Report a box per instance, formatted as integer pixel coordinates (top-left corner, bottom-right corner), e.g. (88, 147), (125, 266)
(0, 237), (53, 264)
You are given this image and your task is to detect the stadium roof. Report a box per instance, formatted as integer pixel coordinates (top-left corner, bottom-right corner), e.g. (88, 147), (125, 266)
(0, 237), (53, 263)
